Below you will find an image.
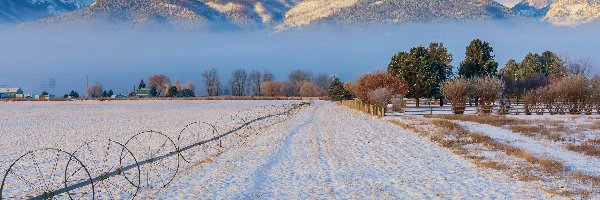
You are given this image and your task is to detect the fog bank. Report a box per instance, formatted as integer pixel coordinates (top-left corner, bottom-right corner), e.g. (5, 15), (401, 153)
(0, 21), (598, 95)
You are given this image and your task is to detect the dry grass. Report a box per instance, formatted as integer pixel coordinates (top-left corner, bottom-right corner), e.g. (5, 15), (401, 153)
(475, 161), (509, 170)
(389, 117), (600, 197)
(509, 125), (566, 142)
(516, 174), (542, 182)
(577, 119), (600, 131)
(429, 119), (567, 174)
(566, 138), (600, 157)
(428, 115), (571, 142)
(387, 120), (430, 136)
(427, 115), (526, 126)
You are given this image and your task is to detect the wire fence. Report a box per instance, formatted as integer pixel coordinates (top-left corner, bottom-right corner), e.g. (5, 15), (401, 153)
(0, 103), (306, 200)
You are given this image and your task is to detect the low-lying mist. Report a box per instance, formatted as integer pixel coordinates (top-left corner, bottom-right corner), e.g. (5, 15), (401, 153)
(0, 20), (598, 95)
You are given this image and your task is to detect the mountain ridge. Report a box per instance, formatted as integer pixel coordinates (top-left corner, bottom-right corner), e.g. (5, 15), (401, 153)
(277, 0), (517, 30)
(4, 0), (600, 30)
(544, 0), (600, 26)
(0, 0), (94, 23)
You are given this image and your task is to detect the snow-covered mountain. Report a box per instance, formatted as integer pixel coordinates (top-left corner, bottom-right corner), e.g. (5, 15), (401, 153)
(34, 0), (302, 29)
(9, 0), (600, 29)
(511, 0), (552, 17)
(204, 0), (301, 27)
(544, 0), (600, 25)
(0, 0), (94, 23)
(277, 0), (516, 29)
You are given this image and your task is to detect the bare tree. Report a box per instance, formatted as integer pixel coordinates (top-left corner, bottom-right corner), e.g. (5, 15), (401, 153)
(473, 76), (505, 114)
(262, 81), (288, 96)
(148, 74), (170, 97)
(299, 82), (324, 97)
(441, 78), (471, 114)
(173, 80), (182, 91)
(263, 71), (275, 82)
(87, 81), (103, 98)
(202, 69), (221, 96)
(249, 71), (262, 96)
(288, 70), (313, 84)
(229, 69), (248, 96)
(288, 70), (313, 96)
(368, 88), (392, 108)
(315, 73), (331, 92)
(564, 56), (593, 77)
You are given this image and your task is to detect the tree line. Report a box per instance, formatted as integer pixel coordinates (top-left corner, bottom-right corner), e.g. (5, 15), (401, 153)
(82, 69), (333, 98)
(327, 38), (598, 115)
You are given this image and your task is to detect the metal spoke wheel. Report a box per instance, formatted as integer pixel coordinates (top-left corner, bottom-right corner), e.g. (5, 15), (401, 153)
(1, 148), (94, 200)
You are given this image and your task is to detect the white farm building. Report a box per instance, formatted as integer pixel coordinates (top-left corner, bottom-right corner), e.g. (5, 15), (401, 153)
(0, 87), (24, 98)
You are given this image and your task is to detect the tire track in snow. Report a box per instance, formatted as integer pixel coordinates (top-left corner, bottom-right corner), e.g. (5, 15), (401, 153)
(247, 107), (316, 198)
(150, 102), (547, 199)
(314, 118), (337, 197)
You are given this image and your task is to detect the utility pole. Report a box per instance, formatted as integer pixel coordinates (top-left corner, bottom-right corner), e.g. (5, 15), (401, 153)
(86, 75), (89, 98)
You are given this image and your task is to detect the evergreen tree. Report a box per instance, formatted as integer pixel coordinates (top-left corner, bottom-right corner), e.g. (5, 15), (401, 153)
(101, 90), (108, 97)
(427, 43), (454, 104)
(69, 90), (79, 98)
(500, 59), (521, 80)
(166, 86), (179, 98)
(41, 91), (48, 95)
(388, 46), (436, 107)
(108, 90), (114, 97)
(458, 39), (499, 78)
(138, 79), (146, 89)
(540, 51), (567, 77)
(327, 76), (353, 101)
(500, 51), (567, 80)
(149, 88), (158, 97)
(180, 89), (195, 97)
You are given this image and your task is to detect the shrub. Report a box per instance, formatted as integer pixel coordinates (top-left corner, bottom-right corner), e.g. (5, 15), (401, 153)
(472, 76), (504, 114)
(591, 76), (600, 112)
(552, 75), (590, 114)
(355, 72), (408, 104)
(367, 88), (392, 108)
(392, 99), (405, 112)
(261, 81), (288, 96)
(441, 78), (470, 114)
(299, 82), (324, 97)
(522, 90), (537, 115)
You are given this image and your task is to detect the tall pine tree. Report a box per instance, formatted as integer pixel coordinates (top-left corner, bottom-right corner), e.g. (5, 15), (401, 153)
(427, 43), (453, 105)
(138, 79), (146, 89)
(458, 39), (498, 78)
(328, 76), (353, 101)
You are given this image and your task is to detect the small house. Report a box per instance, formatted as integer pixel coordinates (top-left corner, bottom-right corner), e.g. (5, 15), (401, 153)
(111, 94), (127, 99)
(135, 88), (152, 98)
(0, 87), (24, 98)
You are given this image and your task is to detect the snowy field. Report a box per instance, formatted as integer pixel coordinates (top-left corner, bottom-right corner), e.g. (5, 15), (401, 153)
(2, 100), (589, 198)
(387, 113), (600, 198)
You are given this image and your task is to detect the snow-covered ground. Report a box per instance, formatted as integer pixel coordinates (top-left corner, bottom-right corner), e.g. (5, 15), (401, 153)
(456, 120), (600, 176)
(0, 100), (298, 198)
(1, 100), (550, 198)
(148, 101), (544, 198)
(386, 112), (600, 198)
